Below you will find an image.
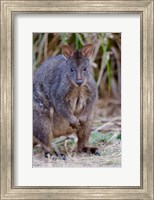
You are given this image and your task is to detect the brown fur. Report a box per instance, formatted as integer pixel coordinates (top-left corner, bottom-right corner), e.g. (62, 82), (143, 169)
(33, 44), (98, 157)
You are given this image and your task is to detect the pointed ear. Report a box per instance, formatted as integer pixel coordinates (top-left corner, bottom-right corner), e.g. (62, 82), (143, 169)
(80, 44), (95, 58)
(62, 45), (75, 59)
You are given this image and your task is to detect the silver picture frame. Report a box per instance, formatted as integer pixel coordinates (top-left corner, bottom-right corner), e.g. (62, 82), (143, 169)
(0, 1), (153, 199)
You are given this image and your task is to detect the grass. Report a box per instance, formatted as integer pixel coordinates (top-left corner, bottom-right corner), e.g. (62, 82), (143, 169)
(33, 130), (121, 167)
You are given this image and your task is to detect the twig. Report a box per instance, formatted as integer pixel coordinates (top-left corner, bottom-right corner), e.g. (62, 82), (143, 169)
(93, 118), (120, 132)
(44, 33), (48, 58)
(96, 53), (110, 88)
(37, 33), (48, 66)
(64, 139), (77, 162)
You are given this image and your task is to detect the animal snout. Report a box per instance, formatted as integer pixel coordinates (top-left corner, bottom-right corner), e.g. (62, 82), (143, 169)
(76, 80), (83, 86)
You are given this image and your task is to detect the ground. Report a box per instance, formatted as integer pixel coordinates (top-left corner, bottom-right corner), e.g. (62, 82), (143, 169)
(33, 98), (121, 168)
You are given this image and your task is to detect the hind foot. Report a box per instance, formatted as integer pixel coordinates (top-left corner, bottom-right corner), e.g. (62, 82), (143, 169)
(44, 152), (66, 160)
(80, 147), (101, 156)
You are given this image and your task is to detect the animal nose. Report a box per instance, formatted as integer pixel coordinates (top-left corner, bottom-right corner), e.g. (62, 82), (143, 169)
(76, 80), (83, 86)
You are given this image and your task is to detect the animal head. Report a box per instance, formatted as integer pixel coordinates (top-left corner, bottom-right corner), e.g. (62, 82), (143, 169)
(62, 44), (94, 87)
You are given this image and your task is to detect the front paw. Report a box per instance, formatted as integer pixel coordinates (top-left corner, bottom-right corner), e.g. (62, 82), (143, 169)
(78, 116), (87, 124)
(70, 117), (80, 129)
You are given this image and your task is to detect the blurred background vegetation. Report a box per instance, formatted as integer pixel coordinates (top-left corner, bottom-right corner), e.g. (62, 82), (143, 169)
(33, 33), (121, 167)
(33, 33), (121, 100)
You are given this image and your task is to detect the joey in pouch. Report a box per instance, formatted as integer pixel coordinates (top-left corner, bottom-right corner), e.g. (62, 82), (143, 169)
(33, 44), (98, 158)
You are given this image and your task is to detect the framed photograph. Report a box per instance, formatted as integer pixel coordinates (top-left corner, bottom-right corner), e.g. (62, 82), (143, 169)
(0, 0), (153, 199)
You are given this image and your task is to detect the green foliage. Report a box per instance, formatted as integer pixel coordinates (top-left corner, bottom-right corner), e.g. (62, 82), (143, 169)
(117, 133), (121, 140)
(60, 33), (68, 45)
(89, 131), (120, 145)
(98, 33), (112, 95)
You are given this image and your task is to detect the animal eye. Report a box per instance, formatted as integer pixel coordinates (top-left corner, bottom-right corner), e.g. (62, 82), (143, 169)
(83, 68), (87, 71)
(70, 68), (74, 72)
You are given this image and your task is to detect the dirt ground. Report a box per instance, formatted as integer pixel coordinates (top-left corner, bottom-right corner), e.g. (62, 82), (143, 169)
(33, 98), (121, 168)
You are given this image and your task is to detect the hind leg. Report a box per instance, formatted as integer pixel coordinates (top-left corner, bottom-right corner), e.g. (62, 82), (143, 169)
(33, 109), (67, 159)
(33, 109), (54, 156)
(76, 121), (100, 156)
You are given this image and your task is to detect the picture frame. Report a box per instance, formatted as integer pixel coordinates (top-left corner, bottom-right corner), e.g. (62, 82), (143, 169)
(0, 0), (153, 199)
